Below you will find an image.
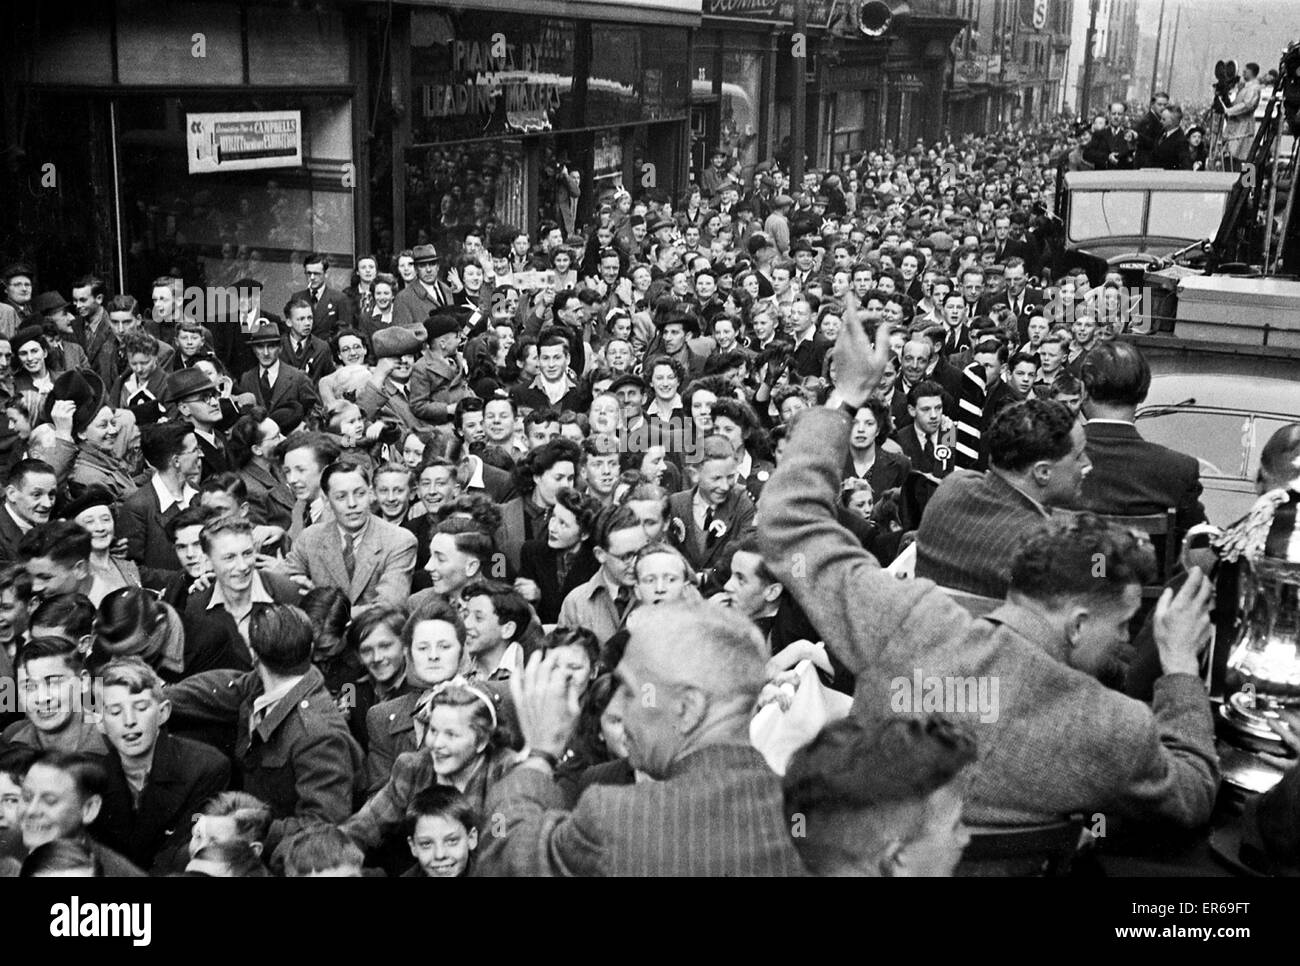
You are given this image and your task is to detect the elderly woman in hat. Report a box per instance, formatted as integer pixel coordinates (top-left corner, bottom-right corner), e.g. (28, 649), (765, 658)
(66, 486), (143, 605)
(11, 325), (56, 419)
(32, 369), (141, 501)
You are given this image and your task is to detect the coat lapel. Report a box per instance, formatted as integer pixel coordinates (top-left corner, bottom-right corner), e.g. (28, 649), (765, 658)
(349, 523), (384, 598)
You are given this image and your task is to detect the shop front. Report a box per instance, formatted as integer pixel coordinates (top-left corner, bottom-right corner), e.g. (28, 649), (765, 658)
(389, 2), (696, 253)
(2, 0), (366, 304)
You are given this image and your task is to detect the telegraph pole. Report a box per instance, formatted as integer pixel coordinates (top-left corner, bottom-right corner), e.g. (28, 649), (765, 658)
(791, 0), (807, 188)
(1150, 0), (1166, 97)
(1080, 0), (1099, 117)
(1165, 4), (1181, 97)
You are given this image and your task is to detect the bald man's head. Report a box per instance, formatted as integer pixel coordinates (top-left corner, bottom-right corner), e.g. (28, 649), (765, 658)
(615, 603), (766, 778)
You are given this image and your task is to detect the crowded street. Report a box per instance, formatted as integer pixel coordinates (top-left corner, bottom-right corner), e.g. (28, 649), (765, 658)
(0, 0), (1299, 923)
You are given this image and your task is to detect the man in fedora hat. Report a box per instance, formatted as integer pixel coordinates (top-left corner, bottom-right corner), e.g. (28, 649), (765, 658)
(30, 292), (87, 374)
(166, 368), (231, 481)
(358, 326), (424, 432)
(392, 245), (454, 331)
(652, 309), (706, 382)
(235, 322), (319, 436)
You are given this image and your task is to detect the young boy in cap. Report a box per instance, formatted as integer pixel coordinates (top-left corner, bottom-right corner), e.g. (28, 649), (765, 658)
(410, 311), (472, 426)
(359, 326), (425, 432)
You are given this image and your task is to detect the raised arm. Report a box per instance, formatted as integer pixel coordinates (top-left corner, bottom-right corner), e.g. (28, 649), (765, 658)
(758, 300), (956, 678)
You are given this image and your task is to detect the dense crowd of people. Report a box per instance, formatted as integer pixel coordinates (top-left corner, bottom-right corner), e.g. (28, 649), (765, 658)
(0, 107), (1296, 879)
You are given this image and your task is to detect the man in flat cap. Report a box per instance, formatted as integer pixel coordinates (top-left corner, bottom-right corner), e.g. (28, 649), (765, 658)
(409, 311), (472, 427)
(358, 326), (424, 432)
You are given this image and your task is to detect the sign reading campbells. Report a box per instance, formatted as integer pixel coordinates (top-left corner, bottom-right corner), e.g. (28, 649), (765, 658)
(187, 111), (303, 174)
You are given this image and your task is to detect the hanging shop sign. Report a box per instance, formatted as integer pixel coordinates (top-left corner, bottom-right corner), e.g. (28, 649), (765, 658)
(186, 111), (302, 174)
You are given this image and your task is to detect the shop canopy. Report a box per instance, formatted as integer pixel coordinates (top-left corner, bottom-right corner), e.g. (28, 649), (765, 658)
(383, 0), (702, 27)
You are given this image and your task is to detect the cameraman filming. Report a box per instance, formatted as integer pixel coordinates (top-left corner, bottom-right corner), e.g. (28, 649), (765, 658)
(1221, 62), (1262, 172)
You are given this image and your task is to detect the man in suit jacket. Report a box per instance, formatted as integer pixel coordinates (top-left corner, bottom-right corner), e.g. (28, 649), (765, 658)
(291, 253), (355, 343)
(915, 399), (1088, 598)
(164, 604), (364, 853)
(989, 215), (1030, 265)
(0, 459), (57, 563)
(392, 244), (454, 329)
(893, 381), (957, 483)
(760, 376), (1218, 832)
(1149, 107), (1192, 171)
(279, 297), (335, 383)
(236, 322), (320, 435)
(120, 423), (200, 572)
(1132, 92), (1170, 167)
(997, 258), (1044, 344)
(90, 659), (231, 873)
(476, 603), (806, 876)
(1082, 102), (1136, 170)
(1079, 341), (1205, 535)
(70, 277), (118, 387)
(665, 436), (756, 582)
(278, 460), (418, 614)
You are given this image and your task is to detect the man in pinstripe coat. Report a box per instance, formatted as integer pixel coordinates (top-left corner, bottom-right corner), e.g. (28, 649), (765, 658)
(477, 604), (806, 876)
(915, 399), (1089, 599)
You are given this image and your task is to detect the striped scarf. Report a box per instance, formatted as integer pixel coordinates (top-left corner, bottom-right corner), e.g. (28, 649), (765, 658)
(953, 361), (988, 471)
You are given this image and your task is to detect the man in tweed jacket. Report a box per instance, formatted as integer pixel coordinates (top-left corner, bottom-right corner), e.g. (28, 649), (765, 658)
(476, 604), (806, 876)
(759, 307), (1219, 832)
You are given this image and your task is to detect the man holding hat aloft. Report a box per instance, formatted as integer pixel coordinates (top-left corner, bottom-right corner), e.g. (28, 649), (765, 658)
(358, 326), (424, 432)
(235, 322), (320, 436)
(409, 311), (472, 427)
(392, 244), (454, 331)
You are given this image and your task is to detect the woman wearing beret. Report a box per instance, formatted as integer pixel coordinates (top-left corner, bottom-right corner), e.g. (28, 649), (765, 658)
(66, 486), (142, 605)
(34, 369), (141, 502)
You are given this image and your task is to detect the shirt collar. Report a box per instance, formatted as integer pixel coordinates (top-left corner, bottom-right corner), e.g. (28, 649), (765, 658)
(151, 473), (197, 514)
(338, 519), (369, 546)
(1084, 417), (1136, 427)
(251, 673), (306, 725)
(735, 450), (753, 479)
(209, 570), (274, 611)
(261, 361), (280, 383)
(5, 504), (33, 534)
(466, 455), (485, 489)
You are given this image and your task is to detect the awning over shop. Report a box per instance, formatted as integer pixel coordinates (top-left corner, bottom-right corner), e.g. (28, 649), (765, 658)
(383, 0), (702, 27)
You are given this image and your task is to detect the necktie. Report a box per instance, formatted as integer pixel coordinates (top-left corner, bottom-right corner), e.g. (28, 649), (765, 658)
(304, 504), (315, 529)
(923, 434), (934, 463)
(704, 507), (718, 549)
(615, 586), (633, 618)
(311, 289), (320, 306)
(343, 532), (356, 581)
(259, 369), (272, 402)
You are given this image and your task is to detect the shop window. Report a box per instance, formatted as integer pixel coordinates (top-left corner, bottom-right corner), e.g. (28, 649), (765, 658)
(405, 140), (530, 257)
(116, 1), (243, 85)
(720, 48), (763, 176)
(116, 94), (356, 308)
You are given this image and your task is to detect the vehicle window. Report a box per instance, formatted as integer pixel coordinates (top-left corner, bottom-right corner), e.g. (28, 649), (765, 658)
(1146, 191), (1230, 241)
(1250, 416), (1295, 483)
(1069, 191), (1145, 242)
(1135, 410), (1251, 479)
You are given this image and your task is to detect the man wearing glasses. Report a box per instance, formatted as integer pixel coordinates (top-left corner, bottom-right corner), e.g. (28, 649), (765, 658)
(289, 252), (354, 343)
(167, 368), (233, 480)
(392, 244), (454, 330)
(558, 505), (650, 646)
